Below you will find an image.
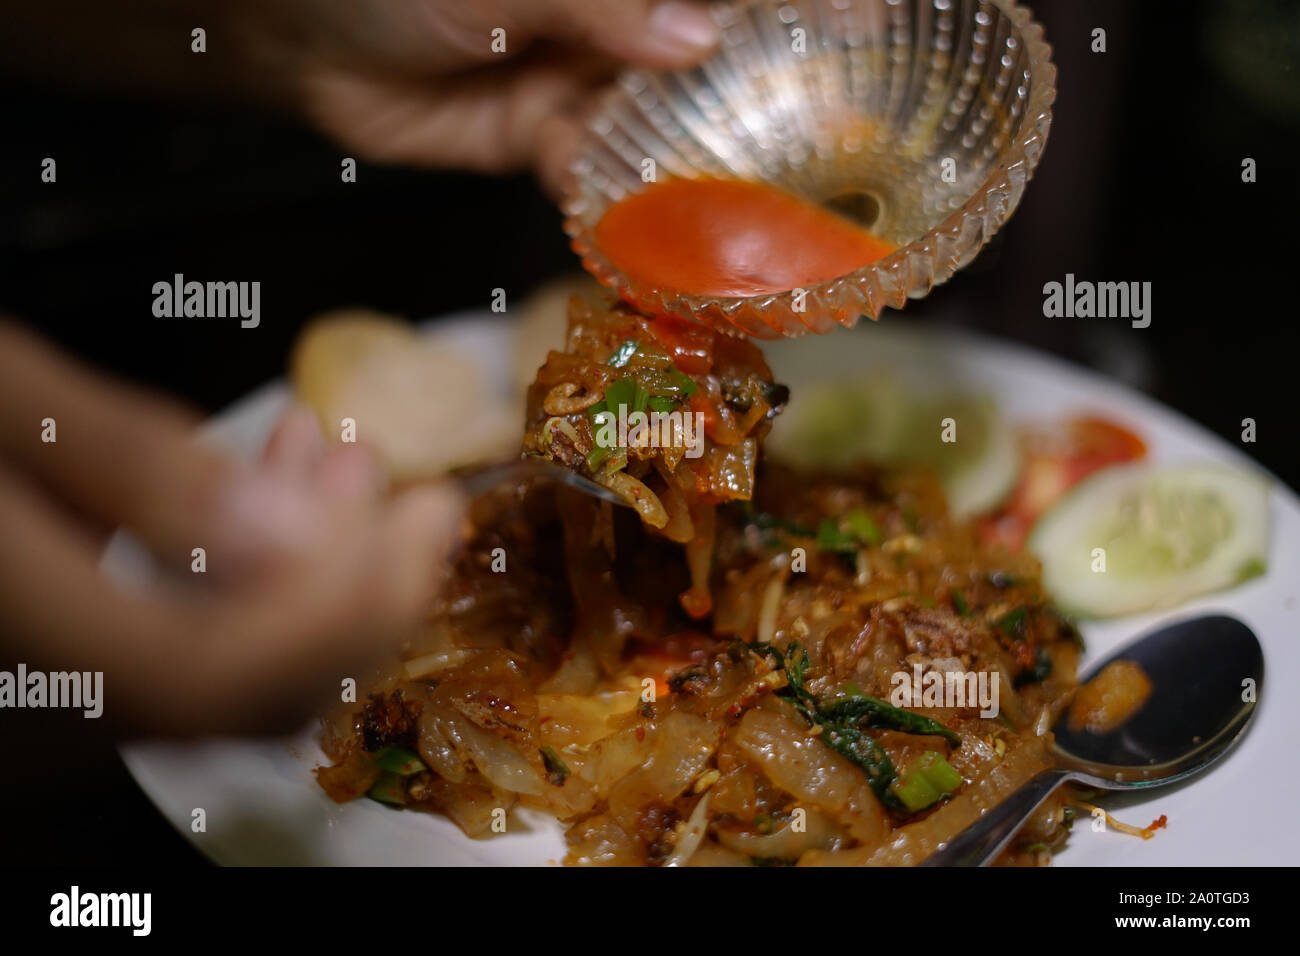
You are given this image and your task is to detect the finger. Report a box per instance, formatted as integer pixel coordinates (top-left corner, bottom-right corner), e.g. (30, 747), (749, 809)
(0, 453), (461, 737)
(0, 327), (466, 736)
(0, 461), (214, 733)
(316, 442), (385, 502)
(0, 322), (343, 572)
(536, 110), (589, 201)
(261, 403), (327, 481)
(0, 321), (241, 562)
(301, 47), (613, 174)
(188, 483), (466, 732)
(521, 0), (720, 71)
(211, 443), (386, 578)
(374, 481), (467, 617)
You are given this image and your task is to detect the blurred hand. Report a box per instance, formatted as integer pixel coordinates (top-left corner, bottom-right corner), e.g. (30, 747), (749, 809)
(0, 321), (464, 735)
(254, 0), (721, 193)
(2, 0), (717, 196)
(4, 0), (719, 191)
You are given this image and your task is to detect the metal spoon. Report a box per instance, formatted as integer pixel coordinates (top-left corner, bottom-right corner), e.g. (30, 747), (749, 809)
(451, 457), (630, 509)
(922, 614), (1263, 866)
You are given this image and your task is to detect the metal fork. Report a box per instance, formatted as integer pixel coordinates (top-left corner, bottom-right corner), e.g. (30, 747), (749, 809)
(450, 456), (630, 508)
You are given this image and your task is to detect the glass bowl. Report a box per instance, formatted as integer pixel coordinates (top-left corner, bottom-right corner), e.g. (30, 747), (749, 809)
(562, 0), (1056, 338)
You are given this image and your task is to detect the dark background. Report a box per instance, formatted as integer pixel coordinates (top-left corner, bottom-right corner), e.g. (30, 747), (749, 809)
(1, 1), (1297, 865)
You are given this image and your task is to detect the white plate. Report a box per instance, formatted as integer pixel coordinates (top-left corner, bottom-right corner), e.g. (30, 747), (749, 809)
(116, 312), (1300, 866)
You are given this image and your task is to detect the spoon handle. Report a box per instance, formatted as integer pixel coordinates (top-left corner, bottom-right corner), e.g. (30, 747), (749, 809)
(921, 767), (1073, 866)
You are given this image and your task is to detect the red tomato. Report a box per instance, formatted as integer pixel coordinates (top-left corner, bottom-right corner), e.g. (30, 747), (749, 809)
(689, 390), (729, 446)
(647, 315), (714, 376)
(982, 415), (1146, 551)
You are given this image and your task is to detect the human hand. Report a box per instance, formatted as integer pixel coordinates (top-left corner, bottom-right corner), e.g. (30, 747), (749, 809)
(228, 0), (720, 194)
(1, 0), (719, 194)
(0, 320), (464, 736)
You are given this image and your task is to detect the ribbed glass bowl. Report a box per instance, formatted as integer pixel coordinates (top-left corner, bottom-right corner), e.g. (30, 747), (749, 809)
(562, 0), (1055, 338)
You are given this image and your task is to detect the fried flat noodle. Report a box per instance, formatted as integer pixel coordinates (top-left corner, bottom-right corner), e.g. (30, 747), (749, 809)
(522, 295), (785, 617)
(317, 456), (1083, 866)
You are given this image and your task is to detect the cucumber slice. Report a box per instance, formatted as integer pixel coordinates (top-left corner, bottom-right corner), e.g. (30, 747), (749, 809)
(765, 377), (909, 471)
(766, 378), (1019, 517)
(895, 394), (1022, 519)
(1028, 463), (1270, 618)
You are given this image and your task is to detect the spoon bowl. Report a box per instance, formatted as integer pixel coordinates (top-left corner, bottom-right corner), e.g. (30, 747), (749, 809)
(1053, 615), (1263, 787)
(923, 614), (1263, 866)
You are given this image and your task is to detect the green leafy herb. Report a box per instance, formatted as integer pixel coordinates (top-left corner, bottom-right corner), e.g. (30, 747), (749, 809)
(603, 378), (645, 416)
(743, 642), (962, 810)
(951, 590), (971, 618)
(732, 507), (817, 551)
(817, 510), (882, 554)
(995, 606), (1028, 637)
(606, 339), (639, 368)
(540, 745), (570, 785)
(746, 642), (899, 809)
(602, 378), (652, 426)
(748, 510), (816, 538)
(815, 519), (859, 554)
(844, 509), (882, 545)
(667, 369), (698, 397)
(818, 697), (962, 747)
(587, 377), (657, 470)
(817, 721), (902, 809)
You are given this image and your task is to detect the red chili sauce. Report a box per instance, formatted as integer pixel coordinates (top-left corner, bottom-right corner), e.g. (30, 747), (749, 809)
(593, 177), (895, 298)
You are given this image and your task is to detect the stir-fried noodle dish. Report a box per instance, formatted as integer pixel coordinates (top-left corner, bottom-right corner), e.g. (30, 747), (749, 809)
(317, 296), (1090, 866)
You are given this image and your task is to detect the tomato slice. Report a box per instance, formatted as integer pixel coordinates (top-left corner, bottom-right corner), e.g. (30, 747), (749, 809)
(981, 415), (1146, 551)
(1063, 416), (1147, 470)
(647, 315), (714, 376)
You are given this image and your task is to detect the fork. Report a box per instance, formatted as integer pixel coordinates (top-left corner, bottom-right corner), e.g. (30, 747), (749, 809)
(450, 457), (630, 509)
